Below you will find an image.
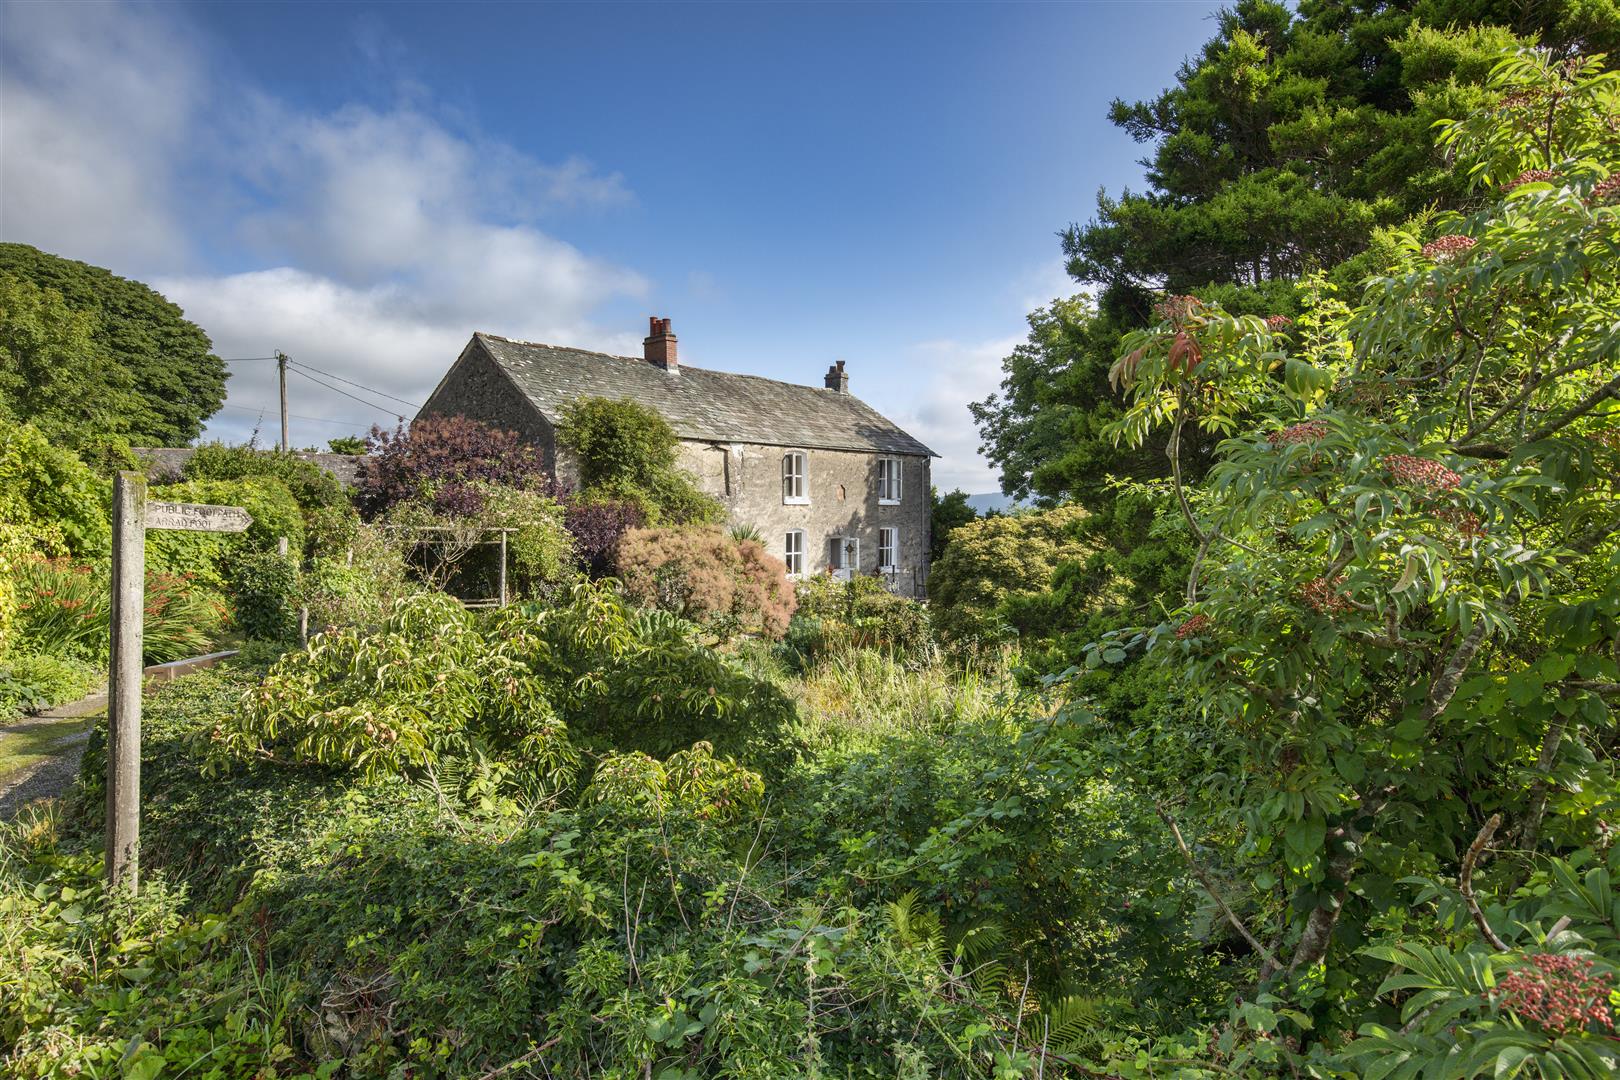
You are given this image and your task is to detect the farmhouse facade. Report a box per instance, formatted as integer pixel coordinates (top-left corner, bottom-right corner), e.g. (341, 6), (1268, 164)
(419, 319), (937, 595)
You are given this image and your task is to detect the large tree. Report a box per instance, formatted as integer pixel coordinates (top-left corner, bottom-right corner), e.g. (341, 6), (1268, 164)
(975, 1), (1619, 509)
(0, 244), (226, 446)
(1088, 51), (1620, 1070)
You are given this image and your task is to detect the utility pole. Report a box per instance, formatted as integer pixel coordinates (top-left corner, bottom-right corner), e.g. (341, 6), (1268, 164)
(277, 351), (290, 451)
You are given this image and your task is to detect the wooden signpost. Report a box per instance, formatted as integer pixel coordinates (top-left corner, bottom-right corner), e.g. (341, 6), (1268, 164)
(106, 472), (252, 890)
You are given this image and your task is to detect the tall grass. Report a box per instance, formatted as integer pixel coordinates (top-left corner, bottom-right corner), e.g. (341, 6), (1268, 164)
(791, 646), (1033, 748)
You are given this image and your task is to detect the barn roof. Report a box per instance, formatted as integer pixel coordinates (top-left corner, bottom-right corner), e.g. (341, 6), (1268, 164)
(473, 333), (936, 457)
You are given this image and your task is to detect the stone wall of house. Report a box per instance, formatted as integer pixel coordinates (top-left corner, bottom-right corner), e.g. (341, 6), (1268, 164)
(676, 441), (932, 597)
(418, 340), (560, 471)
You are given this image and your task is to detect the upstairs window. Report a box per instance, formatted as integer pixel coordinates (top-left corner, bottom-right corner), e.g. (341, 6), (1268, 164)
(877, 456), (902, 504)
(783, 452), (808, 503)
(784, 530), (805, 576)
(878, 527), (899, 571)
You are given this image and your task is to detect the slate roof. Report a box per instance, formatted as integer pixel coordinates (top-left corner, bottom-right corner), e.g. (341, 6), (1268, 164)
(475, 333), (936, 457)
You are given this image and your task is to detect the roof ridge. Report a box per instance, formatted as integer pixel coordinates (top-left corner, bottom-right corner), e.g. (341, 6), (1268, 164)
(480, 331), (847, 397)
(470, 331), (938, 457)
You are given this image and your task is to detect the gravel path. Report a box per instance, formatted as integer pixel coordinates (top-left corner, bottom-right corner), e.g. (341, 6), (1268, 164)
(0, 691), (106, 820)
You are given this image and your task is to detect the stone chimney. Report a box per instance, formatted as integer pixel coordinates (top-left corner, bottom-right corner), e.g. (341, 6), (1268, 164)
(823, 359), (849, 393)
(644, 317), (677, 371)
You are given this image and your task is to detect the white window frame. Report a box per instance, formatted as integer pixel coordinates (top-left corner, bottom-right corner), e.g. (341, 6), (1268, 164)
(878, 527), (899, 572)
(877, 456), (902, 505)
(784, 529), (805, 577)
(782, 451), (809, 504)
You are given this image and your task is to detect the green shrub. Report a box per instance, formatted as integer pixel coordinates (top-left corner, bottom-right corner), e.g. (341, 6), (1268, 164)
(300, 525), (418, 634)
(51, 668), (1022, 1079)
(0, 654), (98, 720)
(0, 811), (315, 1079)
(928, 504), (1095, 648)
(230, 550), (300, 642)
(0, 418), (109, 560)
(145, 476), (305, 591)
(615, 525), (795, 639)
(469, 481), (579, 599)
(182, 442), (348, 514)
(216, 582), (799, 785)
(556, 396), (723, 524)
(220, 593), (579, 790)
(789, 574), (934, 666)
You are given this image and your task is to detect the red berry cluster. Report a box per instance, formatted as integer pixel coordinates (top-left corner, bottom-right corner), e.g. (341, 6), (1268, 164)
(1267, 420), (1329, 446)
(1265, 314), (1293, 330)
(1496, 954), (1615, 1035)
(1590, 175), (1620, 206)
(1497, 89), (1544, 109)
(1504, 168), (1556, 191)
(1300, 576), (1352, 615)
(1175, 614), (1213, 639)
(1433, 507), (1488, 539)
(1154, 295), (1203, 323)
(1386, 454), (1462, 493)
(1421, 234), (1478, 261)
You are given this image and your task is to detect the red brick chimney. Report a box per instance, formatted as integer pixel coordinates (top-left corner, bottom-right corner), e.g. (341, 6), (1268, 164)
(823, 359), (848, 393)
(644, 317), (677, 371)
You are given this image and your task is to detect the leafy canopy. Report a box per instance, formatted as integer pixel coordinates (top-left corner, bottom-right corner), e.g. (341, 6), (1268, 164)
(1085, 48), (1620, 1069)
(0, 243), (226, 446)
(556, 396), (723, 525)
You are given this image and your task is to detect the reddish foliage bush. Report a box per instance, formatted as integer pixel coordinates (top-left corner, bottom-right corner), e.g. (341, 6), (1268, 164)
(357, 416), (558, 518)
(615, 526), (796, 639)
(565, 498), (647, 576)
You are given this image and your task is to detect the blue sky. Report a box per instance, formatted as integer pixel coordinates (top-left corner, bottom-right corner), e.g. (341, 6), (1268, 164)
(1, 0), (1225, 489)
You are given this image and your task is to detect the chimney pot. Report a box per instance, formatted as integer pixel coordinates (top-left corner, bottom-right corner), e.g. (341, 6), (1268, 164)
(644, 316), (678, 371)
(824, 360), (849, 393)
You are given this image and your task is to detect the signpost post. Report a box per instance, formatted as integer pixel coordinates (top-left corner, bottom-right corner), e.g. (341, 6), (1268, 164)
(106, 472), (252, 890)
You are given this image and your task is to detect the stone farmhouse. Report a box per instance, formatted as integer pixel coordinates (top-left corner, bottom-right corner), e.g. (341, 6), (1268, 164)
(419, 318), (938, 595)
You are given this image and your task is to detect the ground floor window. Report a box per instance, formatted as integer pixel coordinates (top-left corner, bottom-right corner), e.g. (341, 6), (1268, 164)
(878, 527), (898, 571)
(784, 529), (804, 576)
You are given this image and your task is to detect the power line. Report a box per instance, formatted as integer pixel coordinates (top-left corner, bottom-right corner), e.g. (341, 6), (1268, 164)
(217, 402), (372, 428)
(219, 356), (280, 363)
(288, 366), (411, 418)
(285, 359), (421, 410)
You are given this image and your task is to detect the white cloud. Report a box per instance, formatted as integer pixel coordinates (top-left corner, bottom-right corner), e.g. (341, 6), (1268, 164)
(0, 2), (202, 269)
(1015, 257), (1085, 313)
(1, 2), (645, 450)
(888, 334), (1020, 494)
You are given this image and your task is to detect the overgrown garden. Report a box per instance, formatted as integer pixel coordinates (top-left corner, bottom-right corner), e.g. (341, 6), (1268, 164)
(3, 6), (1620, 1077)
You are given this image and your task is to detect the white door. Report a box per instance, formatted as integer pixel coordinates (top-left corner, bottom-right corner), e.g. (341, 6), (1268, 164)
(827, 536), (859, 581)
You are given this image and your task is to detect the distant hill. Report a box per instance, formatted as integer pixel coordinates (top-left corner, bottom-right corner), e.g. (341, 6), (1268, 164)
(966, 492), (1024, 515)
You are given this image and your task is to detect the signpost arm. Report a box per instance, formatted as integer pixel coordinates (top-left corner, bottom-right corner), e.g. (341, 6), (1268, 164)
(107, 471), (146, 890)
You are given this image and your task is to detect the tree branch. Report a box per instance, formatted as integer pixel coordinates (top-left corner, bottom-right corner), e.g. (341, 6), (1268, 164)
(1527, 372), (1620, 443)
(1459, 814), (1510, 952)
(1155, 803), (1280, 970)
